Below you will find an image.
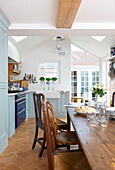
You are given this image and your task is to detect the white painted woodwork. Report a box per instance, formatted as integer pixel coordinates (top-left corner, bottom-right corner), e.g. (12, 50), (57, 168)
(8, 96), (15, 138)
(0, 10), (10, 154)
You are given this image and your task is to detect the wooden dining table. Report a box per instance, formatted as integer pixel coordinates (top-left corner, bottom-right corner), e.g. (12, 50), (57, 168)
(67, 107), (115, 170)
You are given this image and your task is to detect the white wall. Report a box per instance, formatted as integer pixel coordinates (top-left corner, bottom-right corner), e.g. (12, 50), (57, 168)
(19, 37), (71, 91)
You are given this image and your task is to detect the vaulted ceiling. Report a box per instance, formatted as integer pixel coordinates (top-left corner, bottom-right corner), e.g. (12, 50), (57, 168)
(0, 0), (115, 36)
(1, 0), (115, 58)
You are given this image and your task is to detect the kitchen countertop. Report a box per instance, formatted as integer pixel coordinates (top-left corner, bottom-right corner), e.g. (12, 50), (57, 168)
(8, 90), (36, 96)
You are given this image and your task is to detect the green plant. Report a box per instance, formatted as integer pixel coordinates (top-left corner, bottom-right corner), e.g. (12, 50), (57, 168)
(46, 78), (51, 82)
(90, 84), (107, 97)
(39, 77), (45, 81)
(52, 77), (57, 82)
(110, 100), (112, 104)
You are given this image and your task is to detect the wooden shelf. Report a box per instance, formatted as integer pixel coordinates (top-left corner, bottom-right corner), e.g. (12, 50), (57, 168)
(108, 55), (115, 61)
(9, 80), (17, 82)
(12, 70), (20, 74)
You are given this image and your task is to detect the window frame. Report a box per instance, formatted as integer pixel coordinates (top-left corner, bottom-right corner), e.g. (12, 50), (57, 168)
(39, 60), (60, 84)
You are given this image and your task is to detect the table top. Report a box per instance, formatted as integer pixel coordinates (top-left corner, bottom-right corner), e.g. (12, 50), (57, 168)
(67, 108), (115, 170)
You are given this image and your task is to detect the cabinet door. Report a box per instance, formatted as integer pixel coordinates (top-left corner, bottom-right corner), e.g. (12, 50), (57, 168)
(0, 87), (8, 154)
(26, 94), (29, 119)
(8, 96), (15, 138)
(47, 98), (60, 117)
(61, 92), (69, 113)
(0, 26), (7, 83)
(28, 93), (35, 118)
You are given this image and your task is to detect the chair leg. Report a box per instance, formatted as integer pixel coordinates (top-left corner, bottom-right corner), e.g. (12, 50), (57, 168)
(32, 125), (38, 149)
(39, 132), (46, 157)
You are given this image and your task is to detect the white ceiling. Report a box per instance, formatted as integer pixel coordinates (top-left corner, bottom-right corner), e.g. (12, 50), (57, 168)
(0, 0), (115, 36)
(1, 0), (115, 58)
(9, 35), (115, 58)
(74, 0), (115, 24)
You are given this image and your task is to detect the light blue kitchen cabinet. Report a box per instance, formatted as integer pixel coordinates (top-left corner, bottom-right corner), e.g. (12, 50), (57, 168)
(28, 92), (35, 117)
(47, 98), (60, 117)
(61, 92), (70, 113)
(0, 10), (10, 154)
(47, 91), (69, 118)
(26, 94), (29, 119)
(8, 96), (15, 138)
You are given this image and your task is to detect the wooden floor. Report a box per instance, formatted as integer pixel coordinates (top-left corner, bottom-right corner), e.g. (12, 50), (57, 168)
(0, 118), (90, 170)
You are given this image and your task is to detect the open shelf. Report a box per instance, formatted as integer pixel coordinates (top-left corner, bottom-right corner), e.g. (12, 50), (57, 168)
(12, 70), (20, 74)
(108, 55), (115, 61)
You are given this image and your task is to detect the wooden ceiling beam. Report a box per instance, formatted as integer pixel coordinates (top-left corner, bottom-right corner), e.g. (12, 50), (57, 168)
(57, 0), (82, 29)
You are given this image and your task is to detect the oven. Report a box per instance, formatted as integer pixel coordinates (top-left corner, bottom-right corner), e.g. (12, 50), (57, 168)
(15, 93), (26, 129)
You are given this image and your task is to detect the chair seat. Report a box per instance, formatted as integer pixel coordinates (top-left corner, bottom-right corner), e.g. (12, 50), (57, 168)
(57, 119), (69, 130)
(57, 131), (79, 145)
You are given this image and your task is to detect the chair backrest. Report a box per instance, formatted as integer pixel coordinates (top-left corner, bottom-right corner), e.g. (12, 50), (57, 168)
(33, 93), (45, 127)
(46, 101), (58, 139)
(112, 92), (115, 107)
(71, 97), (83, 103)
(42, 100), (54, 170)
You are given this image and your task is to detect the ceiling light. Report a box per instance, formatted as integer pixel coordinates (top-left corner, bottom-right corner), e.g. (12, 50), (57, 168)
(12, 36), (27, 42)
(91, 36), (106, 42)
(53, 35), (65, 52)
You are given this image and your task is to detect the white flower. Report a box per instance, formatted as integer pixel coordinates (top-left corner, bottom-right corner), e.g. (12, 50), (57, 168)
(93, 85), (97, 88)
(90, 87), (93, 91)
(99, 86), (101, 89)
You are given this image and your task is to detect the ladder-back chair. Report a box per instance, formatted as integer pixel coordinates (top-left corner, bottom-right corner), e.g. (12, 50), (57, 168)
(32, 93), (70, 157)
(42, 100), (91, 170)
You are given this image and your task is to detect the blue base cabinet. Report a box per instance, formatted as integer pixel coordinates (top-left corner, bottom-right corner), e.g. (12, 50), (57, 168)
(8, 96), (15, 138)
(27, 91), (69, 118)
(28, 92), (35, 117)
(26, 94), (29, 119)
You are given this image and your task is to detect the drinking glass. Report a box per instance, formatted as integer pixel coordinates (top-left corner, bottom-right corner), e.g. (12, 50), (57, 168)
(100, 107), (109, 127)
(87, 112), (99, 127)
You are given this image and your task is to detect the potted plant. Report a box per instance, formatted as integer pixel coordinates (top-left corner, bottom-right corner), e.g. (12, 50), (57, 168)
(46, 78), (51, 83)
(39, 77), (45, 84)
(52, 77), (57, 83)
(90, 84), (107, 103)
(46, 78), (51, 90)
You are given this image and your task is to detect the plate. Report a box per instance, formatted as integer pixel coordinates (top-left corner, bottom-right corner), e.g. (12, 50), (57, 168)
(76, 110), (87, 116)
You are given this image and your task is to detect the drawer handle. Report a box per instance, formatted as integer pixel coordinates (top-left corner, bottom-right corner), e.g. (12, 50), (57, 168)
(17, 100), (26, 105)
(16, 97), (26, 102)
(17, 108), (25, 115)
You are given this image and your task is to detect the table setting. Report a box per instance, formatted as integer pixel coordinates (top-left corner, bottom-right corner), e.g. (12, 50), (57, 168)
(75, 102), (115, 127)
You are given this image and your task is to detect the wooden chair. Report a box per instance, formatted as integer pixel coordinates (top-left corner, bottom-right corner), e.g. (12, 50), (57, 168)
(71, 97), (83, 103)
(112, 92), (115, 107)
(46, 100), (80, 150)
(32, 93), (69, 157)
(32, 93), (46, 157)
(42, 100), (91, 170)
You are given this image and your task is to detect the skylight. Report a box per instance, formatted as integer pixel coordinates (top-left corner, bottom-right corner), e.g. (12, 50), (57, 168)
(12, 36), (27, 42)
(91, 36), (106, 42)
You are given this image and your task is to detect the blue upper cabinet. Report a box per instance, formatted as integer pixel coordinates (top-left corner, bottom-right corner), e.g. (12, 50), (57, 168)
(0, 10), (10, 155)
(0, 11), (10, 83)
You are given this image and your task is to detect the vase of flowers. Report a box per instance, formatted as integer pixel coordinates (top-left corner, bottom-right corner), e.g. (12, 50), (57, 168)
(39, 77), (45, 84)
(90, 84), (107, 104)
(46, 78), (51, 90)
(51, 77), (57, 90)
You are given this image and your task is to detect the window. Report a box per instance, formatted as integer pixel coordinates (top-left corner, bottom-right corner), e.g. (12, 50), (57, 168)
(39, 62), (59, 82)
(71, 44), (100, 101)
(92, 71), (99, 101)
(71, 71), (77, 97)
